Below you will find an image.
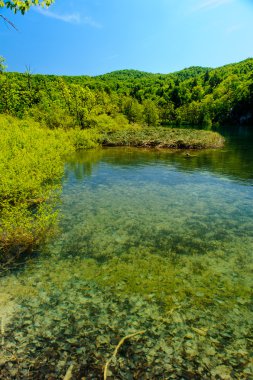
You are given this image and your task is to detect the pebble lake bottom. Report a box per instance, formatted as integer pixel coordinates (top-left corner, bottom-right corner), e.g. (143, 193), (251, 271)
(0, 127), (252, 379)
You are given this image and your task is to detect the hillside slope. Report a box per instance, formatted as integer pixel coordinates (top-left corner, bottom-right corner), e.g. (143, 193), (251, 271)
(1, 58), (252, 128)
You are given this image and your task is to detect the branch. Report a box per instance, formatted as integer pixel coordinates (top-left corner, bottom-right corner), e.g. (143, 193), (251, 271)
(0, 14), (18, 31)
(103, 330), (145, 380)
(1, 316), (5, 345)
(63, 364), (74, 380)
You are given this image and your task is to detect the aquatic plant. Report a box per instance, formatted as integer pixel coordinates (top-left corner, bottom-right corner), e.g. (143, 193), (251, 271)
(0, 265), (251, 379)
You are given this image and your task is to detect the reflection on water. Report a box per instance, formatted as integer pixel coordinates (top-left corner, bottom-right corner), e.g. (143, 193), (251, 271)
(66, 127), (253, 184)
(1, 127), (253, 379)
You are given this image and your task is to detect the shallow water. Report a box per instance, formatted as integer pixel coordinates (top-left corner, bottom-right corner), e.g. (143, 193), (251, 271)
(1, 127), (253, 379)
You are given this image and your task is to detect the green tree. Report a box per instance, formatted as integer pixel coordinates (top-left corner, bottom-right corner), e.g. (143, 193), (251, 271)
(176, 101), (201, 126)
(0, 55), (6, 72)
(157, 99), (175, 125)
(0, 0), (54, 14)
(143, 99), (159, 127)
(123, 97), (143, 123)
(202, 113), (212, 129)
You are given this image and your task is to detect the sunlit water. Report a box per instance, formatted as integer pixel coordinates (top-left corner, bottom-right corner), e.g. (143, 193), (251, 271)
(1, 127), (253, 379)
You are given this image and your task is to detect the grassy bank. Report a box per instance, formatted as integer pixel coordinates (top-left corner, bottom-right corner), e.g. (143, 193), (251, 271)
(102, 127), (224, 149)
(0, 115), (101, 264)
(0, 115), (224, 265)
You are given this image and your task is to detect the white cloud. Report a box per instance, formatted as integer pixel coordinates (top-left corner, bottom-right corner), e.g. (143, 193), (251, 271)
(36, 8), (101, 28)
(193, 0), (233, 11)
(82, 16), (102, 29)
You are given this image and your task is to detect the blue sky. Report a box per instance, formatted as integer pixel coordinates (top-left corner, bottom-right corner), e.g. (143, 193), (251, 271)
(1, 0), (253, 75)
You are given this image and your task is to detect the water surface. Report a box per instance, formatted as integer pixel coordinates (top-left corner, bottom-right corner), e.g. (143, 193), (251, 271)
(1, 127), (253, 379)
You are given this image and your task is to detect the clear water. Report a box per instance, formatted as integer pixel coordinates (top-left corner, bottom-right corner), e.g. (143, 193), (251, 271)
(1, 127), (253, 379)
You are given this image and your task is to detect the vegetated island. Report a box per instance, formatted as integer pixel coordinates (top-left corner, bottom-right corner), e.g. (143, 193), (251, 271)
(1, 57), (253, 265)
(102, 127), (224, 149)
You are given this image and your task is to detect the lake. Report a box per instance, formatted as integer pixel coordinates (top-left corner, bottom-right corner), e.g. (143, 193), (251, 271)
(1, 127), (252, 379)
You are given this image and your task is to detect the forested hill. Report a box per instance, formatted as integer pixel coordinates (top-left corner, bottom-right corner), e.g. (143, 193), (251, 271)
(97, 66), (211, 81)
(0, 58), (252, 129)
(98, 69), (156, 80)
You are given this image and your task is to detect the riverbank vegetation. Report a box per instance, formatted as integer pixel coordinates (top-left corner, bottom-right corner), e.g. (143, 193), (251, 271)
(0, 115), (72, 263)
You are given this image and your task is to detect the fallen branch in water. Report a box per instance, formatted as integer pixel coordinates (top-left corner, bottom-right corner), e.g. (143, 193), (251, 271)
(63, 364), (74, 380)
(103, 330), (145, 380)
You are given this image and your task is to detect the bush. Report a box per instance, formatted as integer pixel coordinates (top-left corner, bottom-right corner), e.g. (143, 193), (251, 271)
(0, 115), (74, 262)
(66, 128), (102, 150)
(26, 105), (76, 130)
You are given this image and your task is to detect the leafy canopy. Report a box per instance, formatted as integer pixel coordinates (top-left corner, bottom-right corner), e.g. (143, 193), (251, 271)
(0, 0), (54, 14)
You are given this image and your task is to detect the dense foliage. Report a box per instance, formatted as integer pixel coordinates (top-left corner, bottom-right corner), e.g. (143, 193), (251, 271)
(0, 115), (72, 262)
(0, 58), (252, 130)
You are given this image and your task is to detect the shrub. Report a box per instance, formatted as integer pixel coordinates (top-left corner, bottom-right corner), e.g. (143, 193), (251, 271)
(0, 115), (74, 262)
